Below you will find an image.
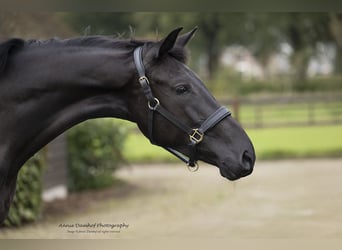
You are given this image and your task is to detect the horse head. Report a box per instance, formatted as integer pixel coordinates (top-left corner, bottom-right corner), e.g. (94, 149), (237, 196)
(128, 27), (255, 180)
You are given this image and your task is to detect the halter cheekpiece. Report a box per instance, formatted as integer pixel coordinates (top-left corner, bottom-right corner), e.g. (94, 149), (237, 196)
(133, 46), (231, 168)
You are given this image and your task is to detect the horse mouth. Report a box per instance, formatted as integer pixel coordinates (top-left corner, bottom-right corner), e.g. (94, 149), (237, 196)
(219, 167), (240, 181)
(217, 160), (254, 181)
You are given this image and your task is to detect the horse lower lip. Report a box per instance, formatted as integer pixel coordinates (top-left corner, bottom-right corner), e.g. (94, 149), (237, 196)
(219, 167), (238, 181)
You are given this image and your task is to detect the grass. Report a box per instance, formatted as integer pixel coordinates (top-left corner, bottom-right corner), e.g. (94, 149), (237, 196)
(247, 125), (342, 160)
(122, 124), (342, 163)
(122, 132), (174, 163)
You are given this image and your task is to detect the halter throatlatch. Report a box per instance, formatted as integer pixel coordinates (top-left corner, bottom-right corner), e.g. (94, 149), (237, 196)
(133, 46), (231, 168)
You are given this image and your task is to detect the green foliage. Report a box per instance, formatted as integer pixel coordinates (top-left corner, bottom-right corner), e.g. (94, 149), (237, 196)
(67, 119), (127, 192)
(61, 12), (342, 90)
(123, 132), (175, 163)
(4, 153), (44, 227)
(62, 12), (341, 84)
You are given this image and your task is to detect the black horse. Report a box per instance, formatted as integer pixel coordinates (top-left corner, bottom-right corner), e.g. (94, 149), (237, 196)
(0, 27), (255, 224)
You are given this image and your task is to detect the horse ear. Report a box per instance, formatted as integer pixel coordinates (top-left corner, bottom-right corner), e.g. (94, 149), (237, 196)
(176, 27), (198, 48)
(157, 27), (183, 58)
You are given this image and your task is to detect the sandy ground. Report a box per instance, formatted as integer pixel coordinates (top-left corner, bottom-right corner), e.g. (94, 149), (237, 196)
(0, 158), (341, 239)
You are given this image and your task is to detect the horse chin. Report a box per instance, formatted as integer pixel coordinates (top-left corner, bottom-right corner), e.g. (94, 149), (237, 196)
(216, 160), (253, 181)
(200, 157), (240, 181)
(218, 166), (241, 181)
(198, 155), (246, 181)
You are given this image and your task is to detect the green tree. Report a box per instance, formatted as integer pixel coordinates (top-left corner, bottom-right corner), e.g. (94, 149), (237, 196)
(133, 12), (247, 80)
(67, 119), (127, 191)
(241, 13), (335, 89)
(63, 12), (340, 86)
(284, 13), (332, 88)
(330, 13), (342, 75)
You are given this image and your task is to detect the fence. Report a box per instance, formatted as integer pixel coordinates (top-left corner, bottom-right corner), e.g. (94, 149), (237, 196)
(220, 93), (342, 129)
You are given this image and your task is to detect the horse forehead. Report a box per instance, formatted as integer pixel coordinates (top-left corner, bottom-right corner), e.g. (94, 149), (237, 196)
(154, 59), (197, 81)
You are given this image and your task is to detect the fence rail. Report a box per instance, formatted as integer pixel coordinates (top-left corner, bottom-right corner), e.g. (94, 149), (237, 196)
(219, 93), (342, 129)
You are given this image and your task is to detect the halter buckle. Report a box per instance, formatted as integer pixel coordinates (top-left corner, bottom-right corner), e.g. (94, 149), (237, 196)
(139, 76), (150, 85)
(189, 128), (204, 144)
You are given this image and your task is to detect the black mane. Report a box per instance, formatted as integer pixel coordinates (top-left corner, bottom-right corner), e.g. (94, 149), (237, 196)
(28, 35), (188, 62)
(28, 36), (146, 52)
(0, 35), (187, 76)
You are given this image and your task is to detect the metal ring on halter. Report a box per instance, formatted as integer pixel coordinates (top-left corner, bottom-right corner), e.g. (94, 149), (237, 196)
(148, 98), (160, 110)
(187, 162), (199, 172)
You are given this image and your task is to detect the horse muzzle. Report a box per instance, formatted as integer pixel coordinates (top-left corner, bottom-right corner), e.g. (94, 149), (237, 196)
(218, 149), (255, 180)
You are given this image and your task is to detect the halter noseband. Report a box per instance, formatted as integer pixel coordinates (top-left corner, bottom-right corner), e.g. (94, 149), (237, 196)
(133, 46), (231, 168)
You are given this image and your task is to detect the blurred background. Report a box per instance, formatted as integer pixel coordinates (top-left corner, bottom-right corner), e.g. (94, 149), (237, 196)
(0, 12), (341, 238)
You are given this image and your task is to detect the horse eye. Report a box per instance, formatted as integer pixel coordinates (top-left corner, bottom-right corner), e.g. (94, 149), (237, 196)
(175, 85), (189, 95)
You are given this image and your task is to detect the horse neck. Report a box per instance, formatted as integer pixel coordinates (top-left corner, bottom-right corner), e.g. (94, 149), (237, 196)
(0, 45), (136, 174)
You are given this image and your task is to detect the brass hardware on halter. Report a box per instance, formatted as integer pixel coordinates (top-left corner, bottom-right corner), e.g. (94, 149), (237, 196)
(139, 76), (150, 85)
(189, 128), (204, 144)
(148, 97), (160, 110)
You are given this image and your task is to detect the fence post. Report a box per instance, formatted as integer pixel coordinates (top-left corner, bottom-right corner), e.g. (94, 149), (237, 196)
(255, 105), (263, 128)
(232, 97), (240, 122)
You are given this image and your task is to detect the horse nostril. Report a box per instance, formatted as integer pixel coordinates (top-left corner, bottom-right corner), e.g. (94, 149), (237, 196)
(241, 151), (254, 172)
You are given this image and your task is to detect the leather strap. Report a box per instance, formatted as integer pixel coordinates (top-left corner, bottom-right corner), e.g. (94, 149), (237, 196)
(155, 105), (193, 135)
(134, 47), (155, 102)
(199, 106), (231, 133)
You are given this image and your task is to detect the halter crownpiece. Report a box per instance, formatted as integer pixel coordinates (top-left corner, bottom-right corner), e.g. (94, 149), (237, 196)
(133, 46), (231, 168)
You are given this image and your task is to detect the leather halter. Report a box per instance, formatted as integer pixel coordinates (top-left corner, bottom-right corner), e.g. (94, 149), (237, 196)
(133, 46), (231, 168)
